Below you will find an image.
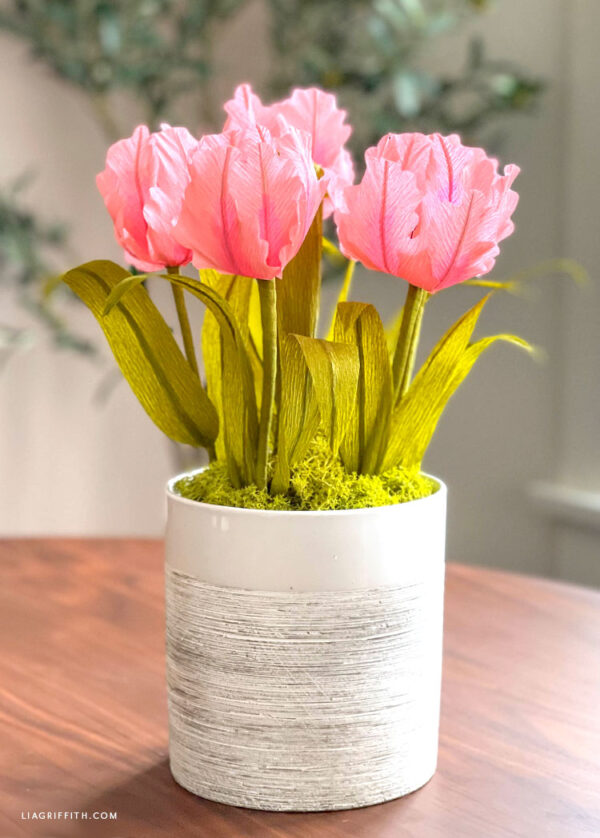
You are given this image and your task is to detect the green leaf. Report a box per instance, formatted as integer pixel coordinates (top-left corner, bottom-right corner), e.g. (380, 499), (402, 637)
(464, 258), (588, 295)
(322, 235), (347, 267)
(202, 274), (262, 455)
(334, 302), (393, 473)
(165, 271), (258, 487)
(248, 279), (263, 364)
(385, 304), (406, 357)
(325, 258), (356, 341)
(293, 334), (359, 456)
(382, 293), (533, 471)
(201, 274), (245, 459)
(463, 278), (521, 293)
(62, 260), (218, 448)
(278, 208), (322, 339)
(102, 272), (149, 314)
(271, 334), (320, 494)
(274, 209), (323, 478)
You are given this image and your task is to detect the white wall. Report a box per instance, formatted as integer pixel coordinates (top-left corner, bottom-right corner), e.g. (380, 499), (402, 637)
(537, 0), (600, 586)
(1, 1), (598, 584)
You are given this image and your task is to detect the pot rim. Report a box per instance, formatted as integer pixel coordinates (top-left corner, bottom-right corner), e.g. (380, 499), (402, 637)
(166, 468), (446, 519)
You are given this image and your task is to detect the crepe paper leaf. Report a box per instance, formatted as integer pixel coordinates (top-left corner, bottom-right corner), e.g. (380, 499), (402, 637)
(102, 272), (149, 314)
(501, 257), (589, 288)
(203, 274), (254, 342)
(162, 271), (258, 487)
(278, 208), (323, 339)
(382, 293), (491, 470)
(334, 301), (393, 474)
(325, 259), (356, 341)
(199, 268), (221, 287)
(275, 210), (323, 458)
(41, 273), (64, 300)
(465, 258), (589, 296)
(382, 293), (534, 471)
(62, 260), (218, 449)
(293, 334), (359, 455)
(385, 304), (406, 357)
(201, 273), (257, 463)
(322, 235), (347, 267)
(248, 279), (263, 364)
(228, 273), (263, 404)
(463, 278), (521, 293)
(271, 333), (320, 494)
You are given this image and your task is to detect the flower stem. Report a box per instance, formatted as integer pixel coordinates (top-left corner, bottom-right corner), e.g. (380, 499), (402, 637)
(255, 279), (278, 490)
(168, 267), (199, 376)
(392, 284), (429, 403)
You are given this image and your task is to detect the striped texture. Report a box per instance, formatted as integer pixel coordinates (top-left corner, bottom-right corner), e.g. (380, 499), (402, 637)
(166, 566), (444, 811)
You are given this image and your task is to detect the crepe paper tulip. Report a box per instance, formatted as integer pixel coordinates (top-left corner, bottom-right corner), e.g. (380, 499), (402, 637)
(223, 83), (354, 215)
(174, 126), (328, 281)
(335, 131), (520, 400)
(64, 90), (537, 503)
(97, 123), (198, 272)
(335, 132), (520, 293)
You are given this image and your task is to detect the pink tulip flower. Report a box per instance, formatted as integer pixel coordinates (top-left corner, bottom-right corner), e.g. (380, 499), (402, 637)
(335, 132), (520, 292)
(223, 83), (354, 215)
(96, 124), (198, 271)
(173, 126), (328, 280)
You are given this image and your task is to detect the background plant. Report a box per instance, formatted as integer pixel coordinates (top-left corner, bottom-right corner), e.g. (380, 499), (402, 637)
(0, 174), (93, 365)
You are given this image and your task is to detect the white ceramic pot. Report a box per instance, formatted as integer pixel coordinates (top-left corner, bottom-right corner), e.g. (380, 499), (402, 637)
(165, 473), (447, 812)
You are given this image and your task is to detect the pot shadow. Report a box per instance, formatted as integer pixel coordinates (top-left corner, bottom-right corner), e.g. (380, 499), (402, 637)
(58, 756), (418, 838)
(57, 758), (241, 838)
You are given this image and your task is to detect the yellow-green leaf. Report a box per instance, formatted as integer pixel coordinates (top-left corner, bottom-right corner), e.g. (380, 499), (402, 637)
(463, 278), (521, 293)
(385, 304), (405, 357)
(293, 334), (359, 455)
(102, 272), (149, 314)
(201, 274), (255, 463)
(271, 334), (320, 494)
(325, 259), (356, 341)
(382, 294), (533, 471)
(62, 260), (218, 448)
(464, 258), (588, 296)
(248, 279), (263, 364)
(163, 272), (258, 486)
(322, 235), (346, 267)
(334, 301), (392, 473)
(278, 208), (322, 339)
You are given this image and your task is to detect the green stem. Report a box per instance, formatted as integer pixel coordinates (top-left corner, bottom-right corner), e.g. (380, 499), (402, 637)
(255, 279), (277, 489)
(392, 285), (429, 403)
(168, 267), (199, 376)
(255, 279), (278, 490)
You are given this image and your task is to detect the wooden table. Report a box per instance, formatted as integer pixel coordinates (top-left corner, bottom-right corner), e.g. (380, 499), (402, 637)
(1, 539), (599, 837)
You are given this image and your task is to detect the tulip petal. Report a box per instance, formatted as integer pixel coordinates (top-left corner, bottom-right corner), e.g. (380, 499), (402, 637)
(336, 131), (520, 292)
(97, 124), (196, 270)
(175, 127), (324, 280)
(223, 83), (354, 217)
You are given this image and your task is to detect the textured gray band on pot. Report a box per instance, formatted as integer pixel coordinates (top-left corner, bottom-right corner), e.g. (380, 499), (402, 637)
(165, 566), (444, 812)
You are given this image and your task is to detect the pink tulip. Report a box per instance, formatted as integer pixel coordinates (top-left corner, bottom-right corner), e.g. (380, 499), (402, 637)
(96, 124), (198, 271)
(223, 83), (354, 215)
(173, 126), (328, 280)
(335, 132), (520, 292)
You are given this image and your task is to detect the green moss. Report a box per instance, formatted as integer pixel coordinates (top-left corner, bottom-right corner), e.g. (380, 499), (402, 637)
(174, 439), (437, 511)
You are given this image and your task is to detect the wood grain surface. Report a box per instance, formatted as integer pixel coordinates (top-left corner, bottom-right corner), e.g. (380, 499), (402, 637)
(0, 538), (599, 838)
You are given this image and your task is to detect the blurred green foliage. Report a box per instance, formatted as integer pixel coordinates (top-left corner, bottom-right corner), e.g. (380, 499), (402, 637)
(0, 174), (94, 357)
(270, 0), (543, 151)
(0, 0), (245, 134)
(0, 0), (543, 355)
